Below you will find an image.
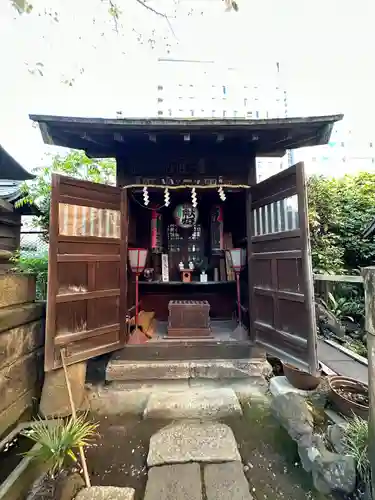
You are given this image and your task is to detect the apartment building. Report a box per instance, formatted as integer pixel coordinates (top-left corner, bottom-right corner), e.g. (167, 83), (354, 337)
(153, 58), (291, 182)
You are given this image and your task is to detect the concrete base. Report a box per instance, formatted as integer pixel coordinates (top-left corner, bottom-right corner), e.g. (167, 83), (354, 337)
(106, 358), (270, 382)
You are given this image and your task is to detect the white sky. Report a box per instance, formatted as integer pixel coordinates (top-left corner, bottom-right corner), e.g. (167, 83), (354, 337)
(1, 0), (375, 171)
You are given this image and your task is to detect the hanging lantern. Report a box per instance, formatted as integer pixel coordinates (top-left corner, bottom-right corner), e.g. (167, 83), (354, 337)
(210, 205), (224, 252)
(151, 208), (162, 253)
(174, 203), (198, 229)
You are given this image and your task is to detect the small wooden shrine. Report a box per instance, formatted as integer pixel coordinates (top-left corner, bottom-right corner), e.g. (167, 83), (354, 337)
(31, 114), (343, 374)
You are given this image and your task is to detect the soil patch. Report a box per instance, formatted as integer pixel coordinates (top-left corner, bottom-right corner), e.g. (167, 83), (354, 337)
(86, 415), (170, 500)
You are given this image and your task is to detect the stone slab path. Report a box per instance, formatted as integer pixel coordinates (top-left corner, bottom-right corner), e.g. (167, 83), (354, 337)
(75, 486), (135, 500)
(148, 420), (241, 466)
(143, 387), (242, 420)
(145, 420), (253, 500)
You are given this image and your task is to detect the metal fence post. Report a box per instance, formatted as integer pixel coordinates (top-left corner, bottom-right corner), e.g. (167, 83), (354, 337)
(361, 266), (375, 496)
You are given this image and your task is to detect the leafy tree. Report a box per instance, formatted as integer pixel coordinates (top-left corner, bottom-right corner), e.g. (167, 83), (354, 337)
(307, 172), (375, 273)
(16, 150), (116, 239)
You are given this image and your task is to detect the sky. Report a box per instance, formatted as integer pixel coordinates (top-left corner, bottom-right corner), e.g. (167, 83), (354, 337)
(1, 0), (375, 171)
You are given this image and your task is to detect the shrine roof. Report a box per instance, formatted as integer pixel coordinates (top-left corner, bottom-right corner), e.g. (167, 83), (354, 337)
(0, 145), (35, 181)
(29, 114), (343, 158)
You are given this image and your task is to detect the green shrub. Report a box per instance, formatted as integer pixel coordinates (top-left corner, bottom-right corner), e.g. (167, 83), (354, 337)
(10, 250), (48, 300)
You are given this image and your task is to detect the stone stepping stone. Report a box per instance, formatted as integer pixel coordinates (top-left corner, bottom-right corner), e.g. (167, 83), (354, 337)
(143, 387), (242, 420)
(147, 420), (241, 466)
(144, 463), (202, 500)
(75, 486), (135, 500)
(204, 462), (254, 500)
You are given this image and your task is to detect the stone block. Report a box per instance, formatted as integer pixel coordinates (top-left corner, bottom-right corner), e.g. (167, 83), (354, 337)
(204, 462), (253, 500)
(270, 393), (313, 443)
(106, 360), (190, 381)
(269, 376), (310, 398)
(144, 464), (202, 500)
(0, 389), (35, 437)
(87, 385), (150, 415)
(189, 359), (266, 379)
(311, 447), (356, 494)
(75, 486), (135, 500)
(0, 349), (43, 413)
(0, 302), (45, 333)
(326, 423), (348, 455)
(144, 387), (242, 420)
(0, 274), (36, 309)
(0, 320), (44, 370)
(148, 420), (241, 466)
(39, 361), (87, 418)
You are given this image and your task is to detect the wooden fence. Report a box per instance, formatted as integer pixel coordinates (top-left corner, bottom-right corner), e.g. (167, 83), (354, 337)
(314, 269), (374, 495)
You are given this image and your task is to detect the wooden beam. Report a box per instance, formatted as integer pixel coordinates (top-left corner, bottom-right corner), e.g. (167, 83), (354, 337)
(313, 274), (363, 284)
(0, 198), (13, 212)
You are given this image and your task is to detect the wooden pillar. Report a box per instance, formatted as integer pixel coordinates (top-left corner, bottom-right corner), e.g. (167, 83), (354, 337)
(361, 266), (375, 497)
(246, 153), (257, 341)
(120, 188), (129, 343)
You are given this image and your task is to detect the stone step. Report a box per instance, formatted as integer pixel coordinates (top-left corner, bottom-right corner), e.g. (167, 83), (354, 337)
(87, 379), (268, 416)
(147, 420), (241, 466)
(144, 387), (242, 420)
(106, 358), (269, 382)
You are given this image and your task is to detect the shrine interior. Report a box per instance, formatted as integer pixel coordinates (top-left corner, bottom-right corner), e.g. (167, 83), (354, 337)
(127, 186), (250, 341)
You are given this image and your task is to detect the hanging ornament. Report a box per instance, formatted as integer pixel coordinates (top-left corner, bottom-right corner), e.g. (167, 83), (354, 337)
(174, 203), (198, 229)
(218, 186), (226, 201)
(191, 187), (198, 208)
(164, 187), (170, 207)
(143, 186), (150, 206)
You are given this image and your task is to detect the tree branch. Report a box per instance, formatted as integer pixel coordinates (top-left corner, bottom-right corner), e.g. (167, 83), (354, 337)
(134, 0), (177, 39)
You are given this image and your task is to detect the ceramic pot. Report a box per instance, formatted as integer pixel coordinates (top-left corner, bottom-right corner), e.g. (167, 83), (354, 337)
(283, 363), (322, 391)
(328, 375), (369, 419)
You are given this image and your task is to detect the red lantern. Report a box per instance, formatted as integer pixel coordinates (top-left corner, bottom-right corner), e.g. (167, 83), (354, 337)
(128, 248), (148, 329)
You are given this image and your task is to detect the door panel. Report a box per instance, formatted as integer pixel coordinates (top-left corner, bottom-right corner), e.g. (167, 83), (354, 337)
(249, 162), (318, 374)
(45, 174), (128, 371)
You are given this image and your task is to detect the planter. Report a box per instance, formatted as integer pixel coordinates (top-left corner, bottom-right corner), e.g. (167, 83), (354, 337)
(0, 420), (60, 500)
(328, 376), (369, 419)
(27, 470), (85, 500)
(283, 363), (322, 391)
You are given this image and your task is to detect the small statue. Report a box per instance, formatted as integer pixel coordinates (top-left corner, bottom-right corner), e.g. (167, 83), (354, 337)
(188, 261), (194, 270)
(179, 261), (184, 271)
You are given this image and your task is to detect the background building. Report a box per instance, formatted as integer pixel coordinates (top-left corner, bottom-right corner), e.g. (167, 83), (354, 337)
(153, 58), (291, 182)
(293, 117), (375, 176)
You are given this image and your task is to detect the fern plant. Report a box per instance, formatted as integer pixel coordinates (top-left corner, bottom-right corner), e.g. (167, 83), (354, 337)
(22, 414), (98, 477)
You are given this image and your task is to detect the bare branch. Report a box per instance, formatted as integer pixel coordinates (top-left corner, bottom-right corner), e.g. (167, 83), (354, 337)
(134, 0), (177, 39)
(108, 0), (120, 33)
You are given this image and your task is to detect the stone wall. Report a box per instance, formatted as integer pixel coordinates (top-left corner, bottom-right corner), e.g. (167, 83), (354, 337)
(0, 274), (45, 437)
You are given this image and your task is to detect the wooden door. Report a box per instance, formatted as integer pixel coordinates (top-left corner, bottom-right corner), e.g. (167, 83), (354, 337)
(45, 175), (128, 371)
(248, 162), (318, 375)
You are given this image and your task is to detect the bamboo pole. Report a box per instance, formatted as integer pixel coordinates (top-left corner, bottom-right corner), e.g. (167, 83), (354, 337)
(361, 267), (375, 496)
(60, 349), (91, 488)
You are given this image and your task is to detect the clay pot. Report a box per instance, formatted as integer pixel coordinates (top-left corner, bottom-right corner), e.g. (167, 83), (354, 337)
(283, 363), (322, 391)
(328, 376), (369, 419)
